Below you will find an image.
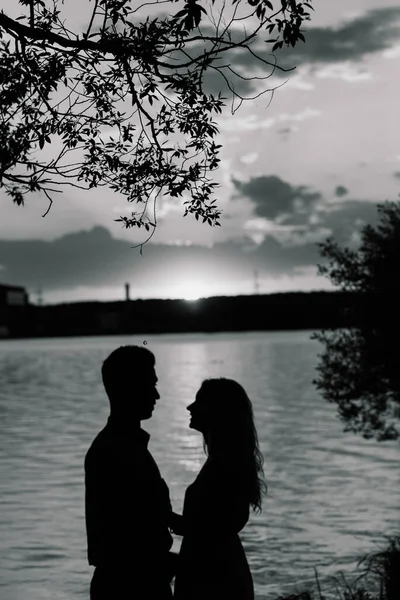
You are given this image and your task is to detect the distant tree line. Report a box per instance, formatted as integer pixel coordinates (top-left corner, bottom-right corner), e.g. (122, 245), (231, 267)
(3, 290), (371, 339)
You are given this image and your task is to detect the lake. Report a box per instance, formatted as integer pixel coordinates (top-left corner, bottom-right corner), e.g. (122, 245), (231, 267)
(0, 331), (398, 600)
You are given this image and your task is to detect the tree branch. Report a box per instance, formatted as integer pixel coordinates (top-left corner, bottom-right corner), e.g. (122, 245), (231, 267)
(85, 0), (99, 39)
(29, 0), (34, 29)
(0, 11), (116, 54)
(0, 0), (313, 233)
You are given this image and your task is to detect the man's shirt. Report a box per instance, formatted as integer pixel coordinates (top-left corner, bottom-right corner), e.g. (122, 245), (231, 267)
(84, 417), (173, 570)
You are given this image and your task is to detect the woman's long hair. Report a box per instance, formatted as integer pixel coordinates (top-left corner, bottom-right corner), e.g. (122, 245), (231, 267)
(199, 378), (267, 512)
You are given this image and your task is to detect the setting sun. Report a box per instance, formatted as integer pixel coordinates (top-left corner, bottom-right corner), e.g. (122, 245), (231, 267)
(175, 282), (208, 301)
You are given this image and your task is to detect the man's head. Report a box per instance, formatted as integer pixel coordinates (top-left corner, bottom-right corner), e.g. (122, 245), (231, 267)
(101, 345), (159, 421)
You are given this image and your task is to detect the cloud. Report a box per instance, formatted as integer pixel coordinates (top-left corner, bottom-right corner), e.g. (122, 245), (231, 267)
(315, 62), (371, 82)
(112, 7), (400, 105)
(160, 24), (260, 97)
(0, 197), (383, 301)
(277, 127), (292, 136)
(234, 170), (381, 249)
(243, 217), (301, 244)
(201, 67), (255, 96)
(240, 153), (258, 165)
(0, 226), (253, 298)
(231, 7), (400, 75)
(316, 199), (380, 245)
(278, 195), (381, 246)
(0, 221), (336, 299)
(335, 185), (349, 197)
(247, 199), (380, 271)
(219, 106), (321, 133)
(383, 43), (400, 59)
(250, 233), (322, 275)
(232, 175), (322, 220)
(393, 171), (400, 180)
(159, 6), (400, 101)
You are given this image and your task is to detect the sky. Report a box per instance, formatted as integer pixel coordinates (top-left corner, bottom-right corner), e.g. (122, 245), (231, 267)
(1, 0), (400, 303)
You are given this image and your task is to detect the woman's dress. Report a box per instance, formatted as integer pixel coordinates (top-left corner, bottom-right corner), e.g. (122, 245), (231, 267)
(173, 457), (254, 600)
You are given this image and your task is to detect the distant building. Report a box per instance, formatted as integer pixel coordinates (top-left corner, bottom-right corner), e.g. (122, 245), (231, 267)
(0, 283), (29, 337)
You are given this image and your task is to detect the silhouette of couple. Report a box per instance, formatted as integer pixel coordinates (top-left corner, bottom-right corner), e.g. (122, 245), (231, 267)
(85, 345), (267, 599)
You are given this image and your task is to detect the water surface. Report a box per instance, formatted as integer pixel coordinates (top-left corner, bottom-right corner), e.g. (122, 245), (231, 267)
(0, 331), (398, 600)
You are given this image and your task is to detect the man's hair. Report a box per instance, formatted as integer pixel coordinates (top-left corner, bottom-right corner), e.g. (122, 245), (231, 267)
(101, 345), (155, 401)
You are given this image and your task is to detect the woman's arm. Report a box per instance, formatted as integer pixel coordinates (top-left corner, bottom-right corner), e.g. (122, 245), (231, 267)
(168, 511), (185, 536)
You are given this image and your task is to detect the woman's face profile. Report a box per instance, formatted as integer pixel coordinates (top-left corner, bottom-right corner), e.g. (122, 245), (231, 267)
(187, 387), (212, 433)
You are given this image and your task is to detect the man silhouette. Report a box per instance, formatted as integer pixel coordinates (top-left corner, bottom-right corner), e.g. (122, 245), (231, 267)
(85, 345), (173, 599)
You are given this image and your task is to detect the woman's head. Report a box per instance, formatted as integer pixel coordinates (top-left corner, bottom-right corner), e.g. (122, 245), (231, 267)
(187, 378), (267, 511)
(188, 378), (252, 438)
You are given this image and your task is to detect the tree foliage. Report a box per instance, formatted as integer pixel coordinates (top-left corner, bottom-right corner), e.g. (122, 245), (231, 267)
(313, 202), (400, 441)
(0, 0), (313, 237)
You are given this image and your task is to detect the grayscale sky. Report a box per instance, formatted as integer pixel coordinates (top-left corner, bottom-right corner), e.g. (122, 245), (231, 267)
(1, 0), (399, 303)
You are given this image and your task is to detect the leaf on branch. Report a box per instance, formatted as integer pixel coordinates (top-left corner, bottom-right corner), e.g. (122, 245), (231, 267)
(272, 40), (283, 51)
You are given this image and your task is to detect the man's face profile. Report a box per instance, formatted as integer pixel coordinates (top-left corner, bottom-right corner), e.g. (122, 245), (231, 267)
(135, 366), (160, 421)
(104, 347), (160, 422)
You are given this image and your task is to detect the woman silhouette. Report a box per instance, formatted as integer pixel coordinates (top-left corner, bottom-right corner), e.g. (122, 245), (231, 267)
(170, 378), (267, 600)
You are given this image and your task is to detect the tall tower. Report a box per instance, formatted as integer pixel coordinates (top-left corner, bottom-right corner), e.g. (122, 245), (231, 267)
(253, 270), (260, 295)
(125, 283), (130, 301)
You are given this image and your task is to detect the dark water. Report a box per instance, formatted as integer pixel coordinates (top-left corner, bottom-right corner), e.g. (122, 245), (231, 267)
(0, 331), (398, 600)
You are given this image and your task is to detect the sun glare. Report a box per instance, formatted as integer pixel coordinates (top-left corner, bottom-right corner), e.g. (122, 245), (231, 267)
(176, 282), (207, 301)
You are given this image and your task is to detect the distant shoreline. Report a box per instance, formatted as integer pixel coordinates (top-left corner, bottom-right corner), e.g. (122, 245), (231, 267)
(1, 290), (361, 339)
